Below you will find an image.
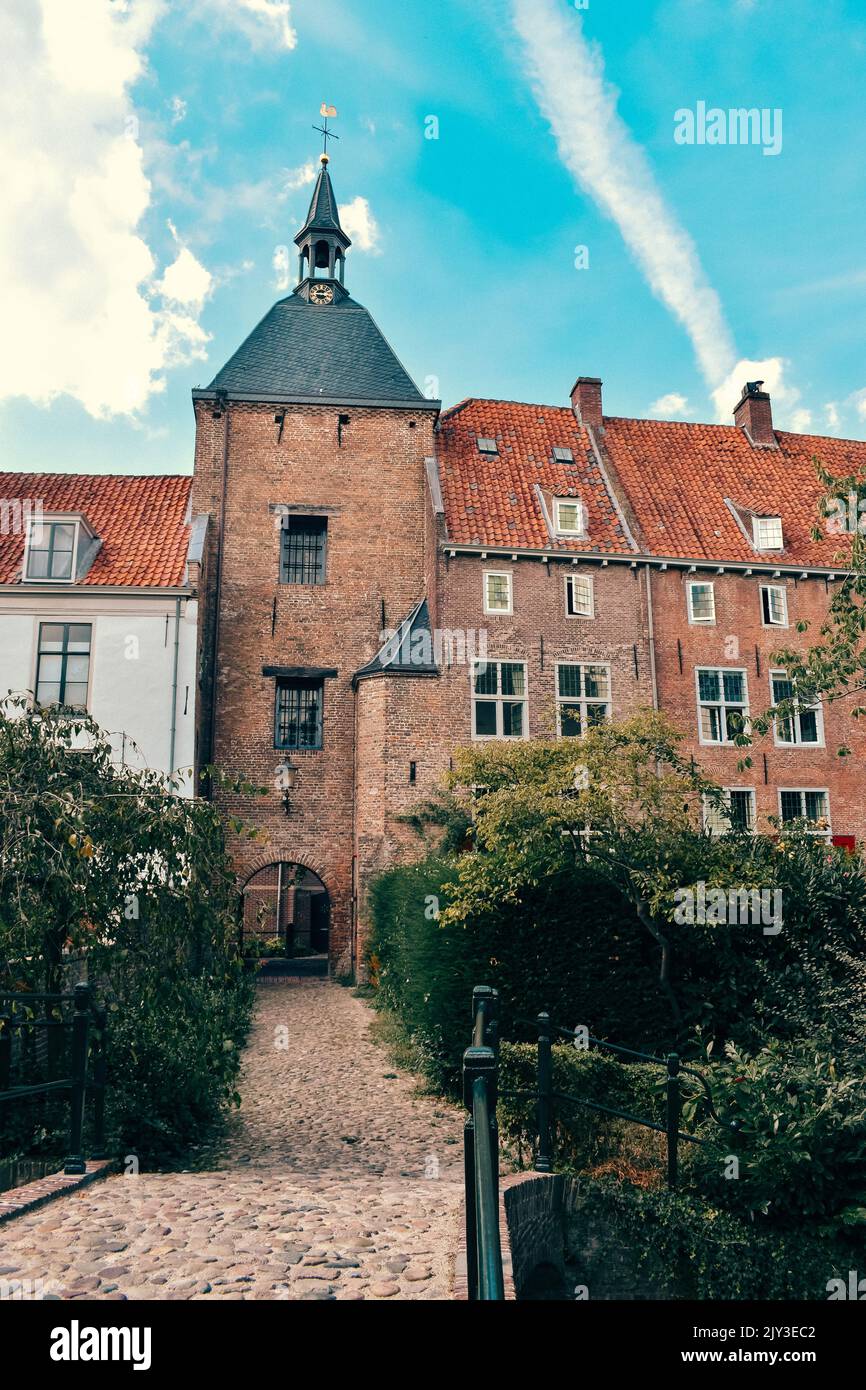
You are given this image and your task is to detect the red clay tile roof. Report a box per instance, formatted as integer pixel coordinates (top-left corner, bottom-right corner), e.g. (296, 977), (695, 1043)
(601, 418), (864, 567)
(0, 474), (192, 587)
(439, 401), (865, 568)
(437, 400), (634, 554)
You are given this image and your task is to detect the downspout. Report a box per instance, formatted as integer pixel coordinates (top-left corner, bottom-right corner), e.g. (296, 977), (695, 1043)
(645, 564), (659, 711)
(209, 391), (230, 774)
(169, 595), (181, 781)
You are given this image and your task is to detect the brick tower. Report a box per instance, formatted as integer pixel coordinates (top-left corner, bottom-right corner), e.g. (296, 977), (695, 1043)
(191, 150), (441, 976)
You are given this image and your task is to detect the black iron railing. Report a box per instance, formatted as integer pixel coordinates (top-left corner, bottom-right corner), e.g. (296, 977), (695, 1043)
(510, 1013), (736, 1187)
(462, 986), (505, 1300)
(0, 984), (108, 1176)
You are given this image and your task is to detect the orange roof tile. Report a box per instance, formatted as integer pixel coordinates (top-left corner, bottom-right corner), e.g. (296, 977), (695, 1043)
(0, 474), (192, 588)
(437, 400), (634, 554)
(438, 401), (864, 568)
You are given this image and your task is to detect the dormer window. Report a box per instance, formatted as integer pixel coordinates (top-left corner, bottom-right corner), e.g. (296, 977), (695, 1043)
(552, 447), (574, 464)
(25, 519), (77, 581)
(752, 515), (783, 550)
(477, 438), (499, 457)
(554, 498), (586, 536)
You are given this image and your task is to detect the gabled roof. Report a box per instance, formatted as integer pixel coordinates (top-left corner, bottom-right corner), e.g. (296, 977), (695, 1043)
(600, 417), (865, 567)
(437, 400), (635, 554)
(295, 164), (347, 241)
(198, 293), (437, 409)
(437, 399), (866, 569)
(0, 474), (192, 588)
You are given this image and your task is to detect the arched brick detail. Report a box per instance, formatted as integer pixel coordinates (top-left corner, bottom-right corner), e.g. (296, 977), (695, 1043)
(236, 852), (331, 890)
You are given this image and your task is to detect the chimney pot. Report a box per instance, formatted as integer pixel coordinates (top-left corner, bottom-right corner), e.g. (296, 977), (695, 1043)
(570, 376), (603, 431)
(734, 381), (776, 447)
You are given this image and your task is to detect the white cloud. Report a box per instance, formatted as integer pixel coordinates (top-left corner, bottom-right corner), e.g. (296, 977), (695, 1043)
(649, 393), (691, 419)
(204, 0), (296, 50)
(283, 162), (317, 194)
(339, 196), (380, 253)
(169, 94), (187, 124)
(789, 408), (812, 434)
(825, 402), (841, 434)
(512, 0), (737, 398)
(156, 243), (213, 309)
(273, 245), (291, 292)
(711, 357), (804, 428)
(853, 390), (866, 421)
(0, 0), (214, 419)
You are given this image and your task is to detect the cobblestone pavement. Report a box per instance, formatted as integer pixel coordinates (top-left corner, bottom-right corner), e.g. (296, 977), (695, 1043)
(0, 981), (465, 1301)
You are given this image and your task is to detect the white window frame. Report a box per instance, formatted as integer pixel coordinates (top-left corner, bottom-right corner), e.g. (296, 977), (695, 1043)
(761, 584), (788, 627)
(553, 498), (587, 536)
(752, 515), (784, 551)
(769, 670), (824, 748)
(565, 573), (595, 619)
(702, 788), (756, 836)
(687, 580), (716, 625)
(471, 660), (528, 741)
(555, 661), (612, 739)
(777, 788), (831, 837)
(483, 570), (513, 616)
(23, 516), (80, 585)
(695, 666), (750, 746)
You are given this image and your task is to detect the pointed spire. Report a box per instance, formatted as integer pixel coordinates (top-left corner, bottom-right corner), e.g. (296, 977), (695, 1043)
(297, 156), (346, 239)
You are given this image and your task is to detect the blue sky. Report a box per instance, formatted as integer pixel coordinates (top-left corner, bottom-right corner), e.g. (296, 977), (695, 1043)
(2, 0), (866, 476)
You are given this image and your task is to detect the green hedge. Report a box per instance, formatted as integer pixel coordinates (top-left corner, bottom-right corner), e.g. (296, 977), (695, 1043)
(567, 1176), (855, 1300)
(498, 1041), (662, 1172)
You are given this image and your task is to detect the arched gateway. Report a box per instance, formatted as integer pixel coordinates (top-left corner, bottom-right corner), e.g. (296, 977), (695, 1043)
(240, 863), (329, 973)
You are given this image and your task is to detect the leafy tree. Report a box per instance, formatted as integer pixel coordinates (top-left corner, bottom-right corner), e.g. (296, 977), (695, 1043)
(0, 697), (260, 1161)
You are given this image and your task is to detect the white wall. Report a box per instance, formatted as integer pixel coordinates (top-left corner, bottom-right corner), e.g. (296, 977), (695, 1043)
(0, 594), (197, 794)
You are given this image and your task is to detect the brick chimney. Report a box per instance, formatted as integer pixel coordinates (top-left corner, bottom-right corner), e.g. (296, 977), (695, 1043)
(734, 380), (777, 447)
(570, 376), (603, 431)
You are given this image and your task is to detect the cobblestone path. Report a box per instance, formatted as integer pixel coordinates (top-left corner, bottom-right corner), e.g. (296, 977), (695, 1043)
(0, 981), (465, 1300)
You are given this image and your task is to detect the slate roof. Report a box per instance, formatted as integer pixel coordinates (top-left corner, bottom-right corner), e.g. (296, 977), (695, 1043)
(437, 399), (635, 554)
(0, 474), (192, 588)
(296, 165), (347, 240)
(199, 293), (437, 409)
(354, 598), (439, 681)
(437, 399), (866, 570)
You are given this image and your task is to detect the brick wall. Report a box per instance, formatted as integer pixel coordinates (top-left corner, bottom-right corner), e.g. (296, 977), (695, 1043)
(651, 567), (866, 840)
(191, 399), (437, 975)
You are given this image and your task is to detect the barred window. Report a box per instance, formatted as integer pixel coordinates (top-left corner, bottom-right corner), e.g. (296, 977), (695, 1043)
(275, 679), (323, 750)
(280, 516), (327, 585)
(779, 789), (830, 835)
(703, 789), (755, 835)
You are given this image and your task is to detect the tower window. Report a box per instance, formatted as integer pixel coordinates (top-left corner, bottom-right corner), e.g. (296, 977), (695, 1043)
(483, 570), (513, 615)
(687, 581), (716, 624)
(761, 584), (788, 626)
(280, 516), (327, 585)
(565, 574), (594, 618)
(275, 679), (323, 750)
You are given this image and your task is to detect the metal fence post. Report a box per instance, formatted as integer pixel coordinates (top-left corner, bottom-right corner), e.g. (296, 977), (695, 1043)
(463, 1107), (478, 1300)
(91, 1007), (108, 1160)
(64, 985), (90, 1175)
(0, 1013), (10, 1155)
(666, 1051), (680, 1189)
(535, 1011), (553, 1172)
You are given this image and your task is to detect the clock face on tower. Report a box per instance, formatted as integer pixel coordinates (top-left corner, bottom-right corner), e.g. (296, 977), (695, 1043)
(310, 282), (334, 304)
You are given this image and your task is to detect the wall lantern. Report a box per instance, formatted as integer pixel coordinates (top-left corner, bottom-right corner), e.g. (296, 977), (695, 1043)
(275, 761), (298, 816)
